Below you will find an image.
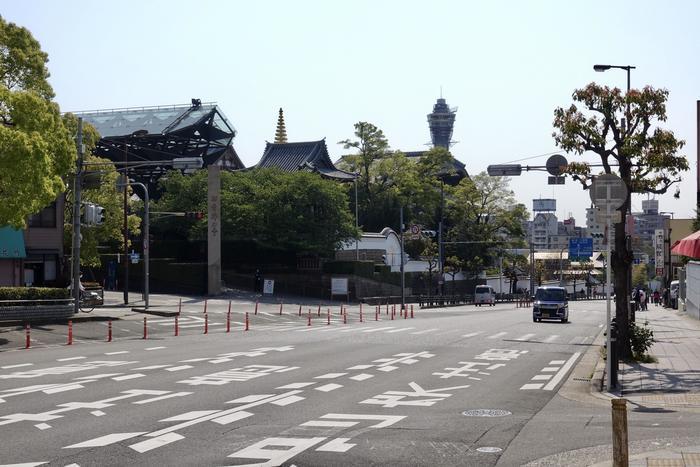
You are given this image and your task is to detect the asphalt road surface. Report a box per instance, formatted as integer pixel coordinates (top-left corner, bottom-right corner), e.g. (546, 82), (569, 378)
(0, 300), (696, 466)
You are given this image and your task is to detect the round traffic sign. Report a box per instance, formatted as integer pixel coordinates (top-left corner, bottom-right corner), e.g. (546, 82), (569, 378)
(589, 174), (627, 209)
(546, 154), (568, 176)
(410, 224), (420, 235)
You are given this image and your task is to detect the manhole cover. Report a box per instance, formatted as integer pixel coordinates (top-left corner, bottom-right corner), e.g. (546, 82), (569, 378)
(477, 447), (503, 453)
(462, 409), (511, 417)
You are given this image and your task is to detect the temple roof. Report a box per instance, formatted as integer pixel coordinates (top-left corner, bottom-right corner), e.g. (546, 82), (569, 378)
(257, 139), (357, 181)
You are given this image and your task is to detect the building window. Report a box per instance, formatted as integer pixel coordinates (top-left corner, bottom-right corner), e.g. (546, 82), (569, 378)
(28, 202), (57, 228)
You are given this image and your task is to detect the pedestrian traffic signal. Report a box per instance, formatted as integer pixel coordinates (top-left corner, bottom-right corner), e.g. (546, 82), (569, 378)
(81, 203), (94, 225)
(185, 212), (203, 220)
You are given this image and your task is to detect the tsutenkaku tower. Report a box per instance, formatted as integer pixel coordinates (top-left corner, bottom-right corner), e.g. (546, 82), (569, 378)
(274, 108), (288, 144)
(427, 97), (457, 148)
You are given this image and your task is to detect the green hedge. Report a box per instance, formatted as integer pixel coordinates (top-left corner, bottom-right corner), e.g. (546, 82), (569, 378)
(0, 287), (71, 302)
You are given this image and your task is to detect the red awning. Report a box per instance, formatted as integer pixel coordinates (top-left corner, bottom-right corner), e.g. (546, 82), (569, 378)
(671, 230), (700, 258)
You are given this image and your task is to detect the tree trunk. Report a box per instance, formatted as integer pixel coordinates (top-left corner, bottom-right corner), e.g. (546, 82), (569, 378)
(613, 204), (633, 359)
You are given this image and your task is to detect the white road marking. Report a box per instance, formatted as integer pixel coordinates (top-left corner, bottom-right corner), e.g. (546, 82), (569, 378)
(57, 357), (86, 362)
(347, 364), (373, 370)
(568, 336), (585, 345)
(543, 352), (581, 391)
(462, 332), (483, 338)
(91, 410), (106, 417)
(301, 420), (357, 428)
(165, 365), (192, 372)
(133, 365), (170, 370)
(64, 432), (147, 448)
(161, 411), (219, 422)
(513, 333), (535, 341)
(339, 328), (363, 333)
(362, 327), (395, 333)
(144, 346), (166, 351)
(130, 433), (185, 453)
(272, 395), (305, 406)
(212, 410), (254, 425)
(315, 383), (343, 392)
(377, 366), (398, 372)
(316, 437), (355, 453)
(542, 367), (560, 372)
(35, 423), (51, 430)
(134, 392), (191, 405)
(229, 394), (274, 403)
(104, 351), (129, 355)
(277, 382), (315, 389)
(350, 373), (373, 381)
(411, 328), (439, 335)
(520, 383), (543, 390)
(532, 374), (552, 381)
(549, 360), (565, 365)
(387, 327), (414, 333)
(488, 332), (507, 339)
(1, 363), (34, 369)
(112, 374), (145, 381)
(316, 373), (347, 379)
(544, 335), (560, 343)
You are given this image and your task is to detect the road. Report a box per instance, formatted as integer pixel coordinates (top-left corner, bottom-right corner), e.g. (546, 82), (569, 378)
(0, 299), (695, 466)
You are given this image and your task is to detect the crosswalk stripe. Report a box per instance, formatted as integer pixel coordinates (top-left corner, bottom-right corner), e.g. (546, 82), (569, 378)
(386, 327), (414, 333)
(362, 327), (395, 333)
(487, 332), (507, 339)
(513, 333), (535, 341)
(543, 335), (559, 343)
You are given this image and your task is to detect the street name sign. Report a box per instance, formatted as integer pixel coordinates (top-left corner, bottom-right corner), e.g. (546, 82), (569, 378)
(569, 237), (593, 261)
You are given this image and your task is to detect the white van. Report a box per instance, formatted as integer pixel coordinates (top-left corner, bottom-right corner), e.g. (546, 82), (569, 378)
(474, 285), (496, 306)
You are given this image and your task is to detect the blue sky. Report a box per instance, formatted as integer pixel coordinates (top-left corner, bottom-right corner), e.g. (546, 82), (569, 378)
(3, 0), (699, 224)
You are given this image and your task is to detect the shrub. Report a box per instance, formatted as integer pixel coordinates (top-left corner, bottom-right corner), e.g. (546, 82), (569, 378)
(0, 287), (70, 305)
(630, 321), (655, 359)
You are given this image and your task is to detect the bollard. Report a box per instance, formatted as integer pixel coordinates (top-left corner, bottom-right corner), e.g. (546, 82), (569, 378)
(226, 310), (231, 333)
(343, 311), (347, 324)
(67, 320), (73, 345)
(143, 317), (148, 339)
(108, 320), (113, 342)
(298, 304), (302, 316)
(178, 297), (182, 314)
(391, 308), (394, 320)
(228, 300), (232, 316)
(411, 304), (414, 318)
(386, 302), (389, 315)
(25, 323), (30, 349)
(360, 308), (363, 323)
(317, 304), (321, 316)
(375, 307), (379, 321)
(279, 303), (283, 315)
(175, 315), (179, 336)
(327, 309), (331, 325)
(611, 398), (629, 467)
(204, 313), (208, 334)
(245, 312), (249, 331)
(204, 299), (208, 314)
(308, 311), (312, 326)
(254, 301), (258, 315)
(404, 306), (407, 319)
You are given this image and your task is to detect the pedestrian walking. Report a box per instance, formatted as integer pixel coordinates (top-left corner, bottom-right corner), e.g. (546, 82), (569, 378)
(638, 289), (647, 311)
(653, 290), (660, 306)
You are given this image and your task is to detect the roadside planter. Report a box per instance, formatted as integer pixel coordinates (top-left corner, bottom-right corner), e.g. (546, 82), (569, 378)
(0, 287), (75, 321)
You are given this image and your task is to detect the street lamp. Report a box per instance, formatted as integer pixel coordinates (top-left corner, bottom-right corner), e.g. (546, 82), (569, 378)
(117, 178), (150, 309)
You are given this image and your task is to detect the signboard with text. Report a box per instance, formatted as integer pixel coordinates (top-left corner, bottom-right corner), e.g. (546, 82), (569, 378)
(654, 229), (665, 277)
(569, 237), (593, 261)
(263, 279), (275, 295)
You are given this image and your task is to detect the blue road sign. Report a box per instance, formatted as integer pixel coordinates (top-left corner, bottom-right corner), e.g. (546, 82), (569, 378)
(569, 237), (593, 261)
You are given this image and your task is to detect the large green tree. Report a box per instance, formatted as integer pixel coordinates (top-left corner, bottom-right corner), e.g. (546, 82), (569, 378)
(152, 168), (358, 257)
(0, 16), (75, 227)
(446, 172), (529, 278)
(553, 83), (688, 358)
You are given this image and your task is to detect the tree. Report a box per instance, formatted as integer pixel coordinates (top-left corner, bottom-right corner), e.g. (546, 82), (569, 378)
(632, 263), (649, 289)
(553, 83), (688, 358)
(0, 17), (75, 227)
(338, 121), (389, 208)
(419, 240), (439, 295)
(446, 172), (529, 278)
(152, 168), (358, 257)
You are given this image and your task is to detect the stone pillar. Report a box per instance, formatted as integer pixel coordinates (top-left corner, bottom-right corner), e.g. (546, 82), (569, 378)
(208, 165), (221, 295)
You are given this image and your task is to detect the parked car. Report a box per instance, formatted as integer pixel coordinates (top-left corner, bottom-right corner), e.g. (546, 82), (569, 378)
(474, 285), (496, 306)
(532, 286), (569, 323)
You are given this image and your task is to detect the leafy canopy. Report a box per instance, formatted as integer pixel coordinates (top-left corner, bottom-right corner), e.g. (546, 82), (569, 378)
(0, 17), (74, 227)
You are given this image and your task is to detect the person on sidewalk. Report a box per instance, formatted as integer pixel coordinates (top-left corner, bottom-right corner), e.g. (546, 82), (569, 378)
(639, 289), (647, 311)
(653, 289), (660, 306)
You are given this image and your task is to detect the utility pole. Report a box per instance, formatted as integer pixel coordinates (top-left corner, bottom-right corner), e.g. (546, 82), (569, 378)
(71, 118), (84, 314)
(400, 204), (405, 312)
(123, 142), (129, 304)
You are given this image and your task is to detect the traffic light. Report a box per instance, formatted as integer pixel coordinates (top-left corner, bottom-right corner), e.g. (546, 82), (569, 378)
(82, 203), (95, 225)
(94, 205), (105, 225)
(185, 212), (204, 220)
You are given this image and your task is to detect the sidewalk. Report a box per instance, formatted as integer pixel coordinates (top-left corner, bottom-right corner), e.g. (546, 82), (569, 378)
(590, 303), (700, 466)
